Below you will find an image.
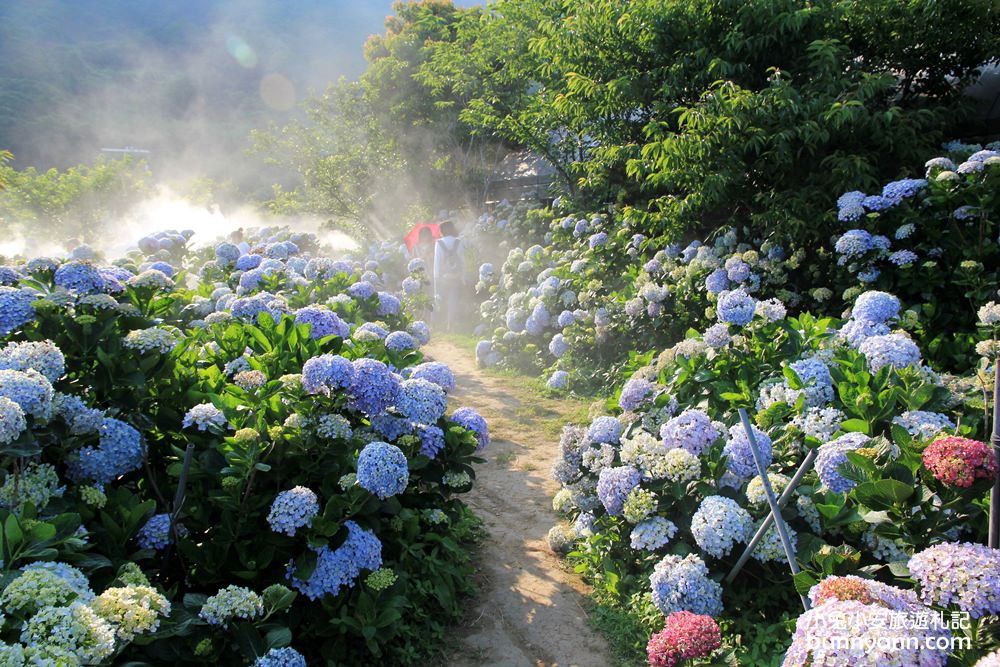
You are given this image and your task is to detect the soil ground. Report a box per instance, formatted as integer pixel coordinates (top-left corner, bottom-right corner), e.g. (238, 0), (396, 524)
(424, 338), (613, 667)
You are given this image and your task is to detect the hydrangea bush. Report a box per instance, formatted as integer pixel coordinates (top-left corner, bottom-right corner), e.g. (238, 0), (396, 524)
(0, 225), (488, 665)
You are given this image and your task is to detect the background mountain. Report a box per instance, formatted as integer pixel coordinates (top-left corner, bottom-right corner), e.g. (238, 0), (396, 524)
(0, 0), (413, 189)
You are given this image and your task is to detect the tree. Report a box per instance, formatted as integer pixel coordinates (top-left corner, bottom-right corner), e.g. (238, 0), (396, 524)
(253, 0), (509, 238)
(0, 155), (150, 243)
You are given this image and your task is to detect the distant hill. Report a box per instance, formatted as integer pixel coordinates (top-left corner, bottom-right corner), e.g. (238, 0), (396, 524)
(0, 0), (399, 187)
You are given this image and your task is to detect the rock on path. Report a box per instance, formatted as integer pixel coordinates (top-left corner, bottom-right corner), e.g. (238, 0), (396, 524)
(425, 339), (612, 667)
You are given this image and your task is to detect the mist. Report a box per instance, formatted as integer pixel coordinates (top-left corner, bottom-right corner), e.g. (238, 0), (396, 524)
(0, 0), (407, 191)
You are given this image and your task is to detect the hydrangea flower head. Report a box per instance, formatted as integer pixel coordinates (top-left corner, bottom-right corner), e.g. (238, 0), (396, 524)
(691, 495), (753, 558)
(717, 288), (757, 326)
(660, 410), (719, 456)
(301, 354), (354, 395)
(452, 406), (489, 449)
(647, 611), (722, 667)
(816, 432), (869, 493)
(268, 486), (320, 536)
(0, 287), (36, 334)
(852, 291), (900, 324)
(588, 416), (622, 445)
(357, 441), (409, 499)
(596, 466), (641, 516)
(199, 585), (264, 626)
(288, 520), (382, 599)
(183, 403), (227, 431)
(858, 333), (921, 372)
(923, 436), (997, 488)
(722, 423), (772, 481)
(650, 553), (724, 617)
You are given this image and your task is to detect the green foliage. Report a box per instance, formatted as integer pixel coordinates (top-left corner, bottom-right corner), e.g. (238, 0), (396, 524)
(0, 156), (150, 242)
(253, 1), (508, 235)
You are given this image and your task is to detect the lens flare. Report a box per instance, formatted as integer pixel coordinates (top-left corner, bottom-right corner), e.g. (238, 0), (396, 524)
(225, 35), (258, 68)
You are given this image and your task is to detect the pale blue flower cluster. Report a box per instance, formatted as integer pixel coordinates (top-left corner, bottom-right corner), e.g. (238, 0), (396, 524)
(385, 331), (417, 352)
(397, 378), (447, 424)
(909, 542), (1000, 619)
(787, 357), (834, 406)
(451, 406), (489, 449)
(316, 414), (352, 440)
(182, 403), (227, 431)
(858, 333), (921, 372)
(255, 647), (307, 667)
(418, 425), (446, 458)
(650, 553), (724, 616)
(301, 354), (355, 395)
(717, 288), (756, 326)
(722, 423), (772, 481)
(69, 417), (145, 485)
(0, 367), (53, 421)
(892, 410), (954, 440)
(409, 361), (454, 392)
(588, 416), (622, 444)
(0, 287), (35, 335)
(137, 513), (174, 551)
(357, 441), (409, 499)
(691, 495), (753, 558)
(0, 340), (65, 382)
(630, 517), (677, 551)
(547, 370), (569, 389)
(268, 486), (320, 536)
(289, 520), (382, 599)
(349, 359), (399, 415)
(596, 466), (641, 516)
(618, 377), (656, 411)
(294, 306), (350, 340)
(660, 409), (719, 456)
(199, 585), (264, 625)
(815, 432), (869, 492)
(54, 261), (105, 293)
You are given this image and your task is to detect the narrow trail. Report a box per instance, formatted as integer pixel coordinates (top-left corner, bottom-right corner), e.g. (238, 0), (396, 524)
(424, 339), (613, 667)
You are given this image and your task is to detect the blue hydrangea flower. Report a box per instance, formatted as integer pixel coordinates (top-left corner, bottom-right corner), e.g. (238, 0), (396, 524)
(703, 323), (732, 348)
(892, 410), (954, 440)
(348, 281), (376, 301)
(725, 257), (751, 282)
(852, 291), (900, 324)
(630, 517), (677, 551)
(619, 377), (656, 411)
(787, 357), (834, 406)
(717, 288), (757, 326)
(418, 424), (446, 458)
(858, 333), (921, 372)
(722, 423), (772, 481)
(705, 269), (730, 294)
(397, 378), (447, 425)
(137, 513), (175, 550)
(816, 432), (870, 492)
(385, 331), (417, 352)
(268, 486), (320, 536)
(294, 306), (350, 340)
(835, 229), (874, 258)
(235, 254), (263, 271)
(316, 414), (352, 440)
(547, 370), (569, 389)
(376, 292), (401, 316)
(596, 466), (641, 516)
(548, 333), (569, 358)
(69, 417), (145, 484)
(660, 409), (720, 456)
(349, 359), (399, 415)
(357, 442), (409, 499)
(54, 261), (105, 293)
(557, 310), (576, 328)
(691, 495), (753, 558)
(882, 178), (928, 204)
(183, 403), (227, 431)
(407, 320), (431, 345)
(0, 396), (26, 445)
(355, 322), (388, 340)
(0, 340), (64, 383)
(0, 287), (35, 335)
(650, 553), (724, 616)
(588, 416), (622, 445)
(0, 368), (53, 419)
(409, 362), (454, 392)
(451, 406), (489, 449)
(255, 647), (307, 667)
(288, 520), (381, 599)
(230, 292), (287, 322)
(839, 318), (891, 347)
(588, 232), (609, 248)
(302, 354), (355, 395)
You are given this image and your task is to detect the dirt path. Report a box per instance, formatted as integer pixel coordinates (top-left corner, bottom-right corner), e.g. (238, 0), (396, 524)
(424, 339), (612, 667)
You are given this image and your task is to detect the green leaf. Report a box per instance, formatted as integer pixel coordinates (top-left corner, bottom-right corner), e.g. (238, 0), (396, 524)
(852, 479), (913, 510)
(840, 418), (869, 434)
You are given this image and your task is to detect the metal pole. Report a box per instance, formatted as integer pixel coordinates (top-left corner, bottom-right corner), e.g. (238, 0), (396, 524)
(737, 408), (810, 611)
(989, 363), (1000, 549)
(726, 447), (817, 583)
